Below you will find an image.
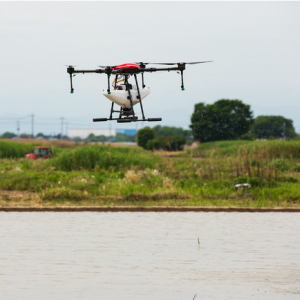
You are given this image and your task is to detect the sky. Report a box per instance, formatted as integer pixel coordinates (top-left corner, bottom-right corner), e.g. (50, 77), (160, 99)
(0, 1), (300, 136)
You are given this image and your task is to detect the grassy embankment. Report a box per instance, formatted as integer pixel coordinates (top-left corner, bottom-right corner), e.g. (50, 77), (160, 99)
(0, 139), (300, 208)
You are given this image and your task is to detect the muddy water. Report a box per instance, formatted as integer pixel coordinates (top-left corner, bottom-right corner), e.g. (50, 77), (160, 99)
(0, 212), (299, 300)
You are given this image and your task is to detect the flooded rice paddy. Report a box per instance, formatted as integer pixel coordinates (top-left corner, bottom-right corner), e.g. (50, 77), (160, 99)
(0, 212), (299, 299)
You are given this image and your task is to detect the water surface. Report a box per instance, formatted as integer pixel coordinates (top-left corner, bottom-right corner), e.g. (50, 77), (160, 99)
(0, 212), (299, 299)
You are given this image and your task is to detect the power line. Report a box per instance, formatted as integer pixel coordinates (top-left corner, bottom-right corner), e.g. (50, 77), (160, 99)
(0, 115), (32, 120)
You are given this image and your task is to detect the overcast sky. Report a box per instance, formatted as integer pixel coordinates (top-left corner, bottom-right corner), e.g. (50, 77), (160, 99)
(1, 1), (300, 135)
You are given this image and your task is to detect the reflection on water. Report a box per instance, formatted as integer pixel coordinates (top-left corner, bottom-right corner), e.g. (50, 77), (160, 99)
(0, 212), (299, 300)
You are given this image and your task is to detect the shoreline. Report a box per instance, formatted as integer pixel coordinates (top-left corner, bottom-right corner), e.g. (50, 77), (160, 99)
(1, 206), (300, 212)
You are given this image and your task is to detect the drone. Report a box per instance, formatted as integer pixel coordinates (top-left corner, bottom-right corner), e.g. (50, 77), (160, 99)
(66, 61), (212, 123)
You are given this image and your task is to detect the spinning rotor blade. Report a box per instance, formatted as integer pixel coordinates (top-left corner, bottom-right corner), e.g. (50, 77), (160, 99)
(148, 61), (212, 65)
(185, 61), (213, 64)
(98, 65), (117, 69)
(64, 65), (77, 67)
(134, 62), (150, 67)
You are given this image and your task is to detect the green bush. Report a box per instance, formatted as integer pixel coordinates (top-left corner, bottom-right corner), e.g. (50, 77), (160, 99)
(241, 131), (256, 140)
(137, 127), (155, 149)
(147, 136), (186, 151)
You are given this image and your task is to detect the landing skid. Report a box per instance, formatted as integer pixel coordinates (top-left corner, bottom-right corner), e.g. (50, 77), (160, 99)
(93, 117), (162, 123)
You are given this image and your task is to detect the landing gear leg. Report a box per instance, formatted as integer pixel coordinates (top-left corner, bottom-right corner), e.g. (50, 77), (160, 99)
(134, 74), (146, 120)
(109, 102), (114, 120)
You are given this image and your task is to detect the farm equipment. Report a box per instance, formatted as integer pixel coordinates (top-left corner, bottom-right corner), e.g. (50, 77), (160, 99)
(25, 146), (52, 159)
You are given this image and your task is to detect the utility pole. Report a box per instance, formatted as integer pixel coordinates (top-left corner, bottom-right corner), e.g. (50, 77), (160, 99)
(17, 120), (20, 137)
(65, 122), (68, 139)
(60, 117), (64, 139)
(31, 114), (34, 138)
(283, 122), (286, 140)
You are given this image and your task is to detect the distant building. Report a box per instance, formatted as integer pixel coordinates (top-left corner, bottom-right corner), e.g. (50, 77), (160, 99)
(68, 128), (136, 139)
(116, 129), (137, 136)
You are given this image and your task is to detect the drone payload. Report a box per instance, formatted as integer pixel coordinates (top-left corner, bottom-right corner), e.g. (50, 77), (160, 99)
(66, 61), (212, 123)
(102, 71), (150, 108)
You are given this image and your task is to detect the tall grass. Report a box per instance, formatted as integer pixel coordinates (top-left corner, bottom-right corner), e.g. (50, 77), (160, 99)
(0, 141), (33, 158)
(51, 145), (161, 171)
(188, 140), (300, 158)
(0, 140), (62, 159)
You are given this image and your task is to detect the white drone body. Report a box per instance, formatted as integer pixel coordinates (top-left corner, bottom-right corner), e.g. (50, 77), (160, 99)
(103, 87), (150, 108)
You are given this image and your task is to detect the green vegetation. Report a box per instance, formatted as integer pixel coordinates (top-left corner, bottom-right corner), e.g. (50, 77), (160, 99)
(152, 125), (192, 140)
(1, 140), (300, 208)
(0, 140), (33, 158)
(147, 136), (186, 151)
(0, 140), (64, 159)
(2, 132), (17, 139)
(51, 145), (159, 171)
(137, 127), (187, 151)
(190, 99), (254, 142)
(252, 115), (296, 139)
(137, 127), (155, 149)
(190, 99), (298, 142)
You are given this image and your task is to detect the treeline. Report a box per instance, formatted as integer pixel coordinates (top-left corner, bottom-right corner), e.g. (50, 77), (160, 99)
(137, 126), (191, 151)
(137, 99), (298, 151)
(2, 99), (298, 150)
(190, 99), (297, 142)
(0, 132), (68, 140)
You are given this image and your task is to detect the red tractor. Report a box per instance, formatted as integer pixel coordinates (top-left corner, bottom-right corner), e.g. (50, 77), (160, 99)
(25, 146), (52, 159)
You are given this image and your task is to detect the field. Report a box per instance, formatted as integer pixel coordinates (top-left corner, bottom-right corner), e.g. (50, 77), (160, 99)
(0, 139), (300, 208)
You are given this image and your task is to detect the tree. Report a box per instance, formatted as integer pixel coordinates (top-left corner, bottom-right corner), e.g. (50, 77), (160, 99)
(152, 125), (193, 143)
(1, 132), (17, 139)
(190, 99), (254, 142)
(20, 133), (31, 139)
(252, 116), (296, 139)
(36, 132), (48, 139)
(137, 127), (155, 149)
(152, 125), (183, 137)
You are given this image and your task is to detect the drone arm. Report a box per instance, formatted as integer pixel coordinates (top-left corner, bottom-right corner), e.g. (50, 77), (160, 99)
(72, 69), (105, 74)
(67, 67), (105, 93)
(142, 67), (180, 73)
(143, 67), (186, 90)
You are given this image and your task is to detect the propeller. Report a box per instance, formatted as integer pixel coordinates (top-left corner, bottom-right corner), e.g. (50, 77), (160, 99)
(65, 65), (77, 67)
(98, 65), (117, 69)
(147, 61), (213, 65)
(134, 62), (150, 68)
